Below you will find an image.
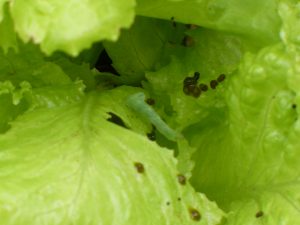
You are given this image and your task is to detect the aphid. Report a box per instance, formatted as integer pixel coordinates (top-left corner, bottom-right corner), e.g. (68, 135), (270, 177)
(217, 74), (226, 82)
(177, 174), (187, 185)
(192, 86), (201, 98)
(186, 24), (198, 30)
(189, 208), (201, 221)
(182, 35), (195, 47)
(255, 211), (264, 218)
(292, 104), (297, 109)
(171, 17), (177, 27)
(199, 83), (208, 92)
(146, 98), (155, 105)
(134, 162), (145, 173)
(210, 80), (218, 89)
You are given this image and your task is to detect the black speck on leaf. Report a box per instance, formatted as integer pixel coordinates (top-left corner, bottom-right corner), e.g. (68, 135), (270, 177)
(292, 104), (297, 109)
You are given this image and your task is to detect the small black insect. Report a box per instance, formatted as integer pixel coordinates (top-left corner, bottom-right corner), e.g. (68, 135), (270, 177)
(199, 83), (208, 92)
(210, 80), (218, 89)
(146, 98), (155, 105)
(255, 211), (264, 218)
(177, 174), (187, 185)
(134, 162), (145, 173)
(217, 74), (226, 82)
(292, 104), (297, 109)
(189, 208), (201, 221)
(182, 35), (195, 47)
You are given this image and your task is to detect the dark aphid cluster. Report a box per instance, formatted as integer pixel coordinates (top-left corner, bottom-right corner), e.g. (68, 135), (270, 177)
(134, 162), (145, 174)
(189, 208), (201, 221)
(183, 72), (201, 97)
(177, 174), (187, 185)
(183, 72), (226, 98)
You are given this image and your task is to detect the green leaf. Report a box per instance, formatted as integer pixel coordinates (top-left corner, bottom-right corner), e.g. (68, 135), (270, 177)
(189, 43), (300, 224)
(0, 3), (17, 52)
(3, 0), (136, 55)
(136, 0), (281, 44)
(0, 92), (224, 225)
(145, 28), (256, 130)
(104, 16), (186, 84)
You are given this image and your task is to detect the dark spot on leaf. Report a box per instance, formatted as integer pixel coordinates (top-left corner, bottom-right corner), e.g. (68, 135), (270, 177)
(166, 201), (171, 206)
(189, 208), (201, 221)
(199, 83), (208, 92)
(134, 162), (145, 173)
(107, 112), (127, 128)
(177, 197), (181, 201)
(182, 36), (195, 47)
(256, 211), (264, 218)
(292, 104), (297, 109)
(146, 98), (155, 105)
(210, 80), (218, 89)
(217, 74), (226, 82)
(177, 174), (186, 185)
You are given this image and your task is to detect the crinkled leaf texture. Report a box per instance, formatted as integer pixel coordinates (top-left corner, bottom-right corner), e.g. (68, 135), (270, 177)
(0, 92), (223, 225)
(0, 0), (136, 55)
(189, 43), (300, 224)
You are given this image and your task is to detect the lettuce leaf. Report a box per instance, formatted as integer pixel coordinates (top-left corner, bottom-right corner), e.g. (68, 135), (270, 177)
(0, 92), (224, 225)
(136, 0), (281, 45)
(0, 0), (136, 55)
